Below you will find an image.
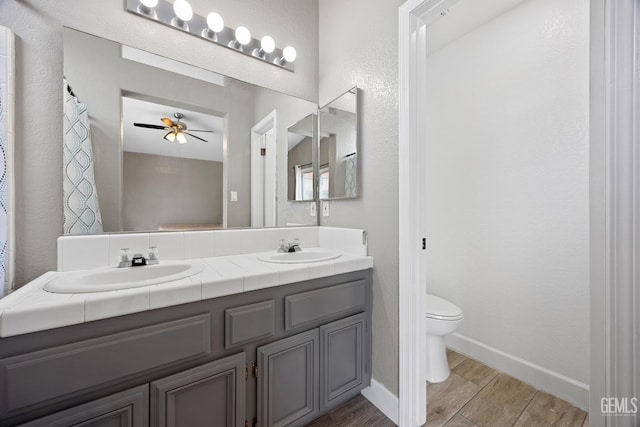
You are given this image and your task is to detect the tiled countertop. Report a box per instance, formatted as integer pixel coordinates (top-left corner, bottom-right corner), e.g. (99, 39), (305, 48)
(0, 249), (373, 338)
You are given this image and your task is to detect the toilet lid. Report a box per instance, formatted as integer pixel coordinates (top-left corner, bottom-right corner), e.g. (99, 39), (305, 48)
(426, 294), (463, 319)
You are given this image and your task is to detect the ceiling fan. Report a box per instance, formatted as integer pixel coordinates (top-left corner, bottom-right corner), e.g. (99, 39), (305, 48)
(133, 112), (213, 144)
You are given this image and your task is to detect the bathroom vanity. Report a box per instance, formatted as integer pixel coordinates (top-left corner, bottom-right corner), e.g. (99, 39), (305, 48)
(0, 227), (372, 427)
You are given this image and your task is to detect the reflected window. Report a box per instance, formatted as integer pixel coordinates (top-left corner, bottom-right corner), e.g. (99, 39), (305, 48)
(319, 166), (329, 199)
(295, 164), (314, 201)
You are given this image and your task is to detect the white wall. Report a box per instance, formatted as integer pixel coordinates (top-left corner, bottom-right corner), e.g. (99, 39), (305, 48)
(319, 0), (405, 395)
(424, 0), (589, 400)
(0, 0), (318, 285)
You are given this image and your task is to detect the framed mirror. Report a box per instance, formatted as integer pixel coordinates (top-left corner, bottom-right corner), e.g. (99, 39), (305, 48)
(318, 87), (359, 200)
(63, 27), (317, 234)
(287, 113), (316, 201)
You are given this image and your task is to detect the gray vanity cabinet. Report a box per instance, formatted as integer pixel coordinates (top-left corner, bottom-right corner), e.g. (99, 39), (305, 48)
(0, 270), (372, 427)
(19, 385), (149, 427)
(150, 353), (245, 427)
(257, 329), (320, 427)
(320, 313), (366, 411)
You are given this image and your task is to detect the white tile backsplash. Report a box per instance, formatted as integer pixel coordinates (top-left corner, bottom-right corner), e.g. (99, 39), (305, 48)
(318, 227), (367, 256)
(60, 235), (110, 271)
(149, 232), (184, 261)
(184, 231), (215, 259)
(56, 226), (367, 272)
(213, 230), (243, 256)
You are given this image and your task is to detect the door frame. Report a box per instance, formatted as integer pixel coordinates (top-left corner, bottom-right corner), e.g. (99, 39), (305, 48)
(251, 110), (277, 227)
(398, 1), (456, 425)
(589, 0), (639, 425)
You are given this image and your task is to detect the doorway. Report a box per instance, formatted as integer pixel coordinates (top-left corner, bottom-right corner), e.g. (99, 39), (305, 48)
(251, 110), (277, 228)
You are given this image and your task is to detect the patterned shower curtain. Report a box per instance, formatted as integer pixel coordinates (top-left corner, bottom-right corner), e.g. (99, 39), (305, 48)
(0, 27), (13, 297)
(63, 79), (103, 234)
(344, 154), (357, 197)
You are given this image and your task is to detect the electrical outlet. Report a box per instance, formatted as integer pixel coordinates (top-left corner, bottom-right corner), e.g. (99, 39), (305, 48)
(322, 201), (330, 217)
(230, 191), (238, 202)
(310, 202), (316, 216)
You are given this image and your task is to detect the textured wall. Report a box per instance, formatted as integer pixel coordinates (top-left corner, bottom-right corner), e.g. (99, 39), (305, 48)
(319, 0), (403, 395)
(122, 152), (223, 231)
(0, 0), (318, 285)
(425, 0), (589, 384)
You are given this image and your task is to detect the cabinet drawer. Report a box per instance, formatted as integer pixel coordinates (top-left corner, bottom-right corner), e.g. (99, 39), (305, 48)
(224, 300), (275, 348)
(0, 314), (211, 414)
(19, 385), (149, 427)
(284, 280), (366, 330)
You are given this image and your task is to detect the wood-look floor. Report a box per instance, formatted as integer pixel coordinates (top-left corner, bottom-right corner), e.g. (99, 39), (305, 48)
(307, 349), (589, 427)
(426, 349), (589, 427)
(308, 394), (396, 427)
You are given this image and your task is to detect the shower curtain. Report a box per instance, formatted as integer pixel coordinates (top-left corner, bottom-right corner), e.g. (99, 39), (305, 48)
(0, 27), (14, 297)
(344, 154), (357, 197)
(63, 79), (103, 234)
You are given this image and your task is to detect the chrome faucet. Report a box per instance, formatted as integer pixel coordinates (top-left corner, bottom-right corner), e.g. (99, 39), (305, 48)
(117, 246), (159, 268)
(278, 238), (301, 253)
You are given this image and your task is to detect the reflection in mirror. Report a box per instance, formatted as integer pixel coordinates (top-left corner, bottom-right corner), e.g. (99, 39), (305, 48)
(62, 27), (317, 233)
(287, 113), (316, 201)
(318, 87), (359, 200)
(122, 96), (224, 231)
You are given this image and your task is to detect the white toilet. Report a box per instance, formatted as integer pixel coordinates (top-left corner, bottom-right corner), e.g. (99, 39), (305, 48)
(425, 293), (464, 383)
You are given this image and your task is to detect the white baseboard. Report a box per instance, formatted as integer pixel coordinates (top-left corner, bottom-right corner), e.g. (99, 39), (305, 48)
(361, 378), (399, 425)
(446, 333), (589, 410)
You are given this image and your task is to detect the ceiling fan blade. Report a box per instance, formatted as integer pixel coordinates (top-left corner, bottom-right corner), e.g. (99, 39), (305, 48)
(134, 123), (168, 129)
(161, 117), (176, 127)
(185, 132), (208, 142)
(187, 129), (215, 133)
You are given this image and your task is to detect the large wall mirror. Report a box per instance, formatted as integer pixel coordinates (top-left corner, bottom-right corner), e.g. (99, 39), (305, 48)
(63, 27), (318, 234)
(318, 87), (359, 200)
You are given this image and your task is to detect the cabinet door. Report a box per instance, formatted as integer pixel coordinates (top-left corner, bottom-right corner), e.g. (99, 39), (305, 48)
(19, 385), (149, 427)
(150, 353), (245, 427)
(320, 313), (366, 411)
(257, 329), (319, 427)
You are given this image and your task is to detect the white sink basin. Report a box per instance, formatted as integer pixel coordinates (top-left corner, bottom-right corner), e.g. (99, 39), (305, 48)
(257, 249), (341, 264)
(44, 261), (205, 294)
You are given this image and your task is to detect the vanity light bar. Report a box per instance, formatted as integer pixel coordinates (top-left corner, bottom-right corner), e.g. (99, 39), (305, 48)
(126, 0), (296, 72)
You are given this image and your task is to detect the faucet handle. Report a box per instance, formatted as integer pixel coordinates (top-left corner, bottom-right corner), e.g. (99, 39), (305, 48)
(278, 239), (287, 253)
(147, 246), (159, 264)
(119, 248), (131, 262)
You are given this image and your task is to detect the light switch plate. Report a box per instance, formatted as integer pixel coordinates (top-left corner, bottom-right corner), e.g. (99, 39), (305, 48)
(230, 191), (238, 202)
(322, 201), (330, 217)
(310, 202), (316, 216)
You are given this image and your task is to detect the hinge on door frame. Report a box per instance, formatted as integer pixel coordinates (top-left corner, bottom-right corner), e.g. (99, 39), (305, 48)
(252, 361), (258, 378)
(245, 363), (248, 380)
(260, 148), (266, 156)
(245, 420), (248, 427)
(252, 417), (257, 427)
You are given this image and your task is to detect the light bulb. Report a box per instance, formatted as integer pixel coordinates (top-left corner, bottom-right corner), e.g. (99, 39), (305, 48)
(206, 12), (224, 32)
(235, 26), (251, 45)
(164, 132), (177, 143)
(283, 46), (297, 63)
(140, 0), (158, 7)
(173, 0), (193, 21)
(176, 132), (188, 144)
(261, 36), (275, 53)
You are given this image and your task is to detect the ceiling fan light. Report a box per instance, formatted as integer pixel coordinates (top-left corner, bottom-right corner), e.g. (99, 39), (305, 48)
(164, 131), (177, 142)
(176, 132), (188, 144)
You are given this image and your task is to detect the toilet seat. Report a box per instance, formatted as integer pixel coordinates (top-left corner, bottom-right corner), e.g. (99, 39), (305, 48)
(426, 294), (463, 321)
